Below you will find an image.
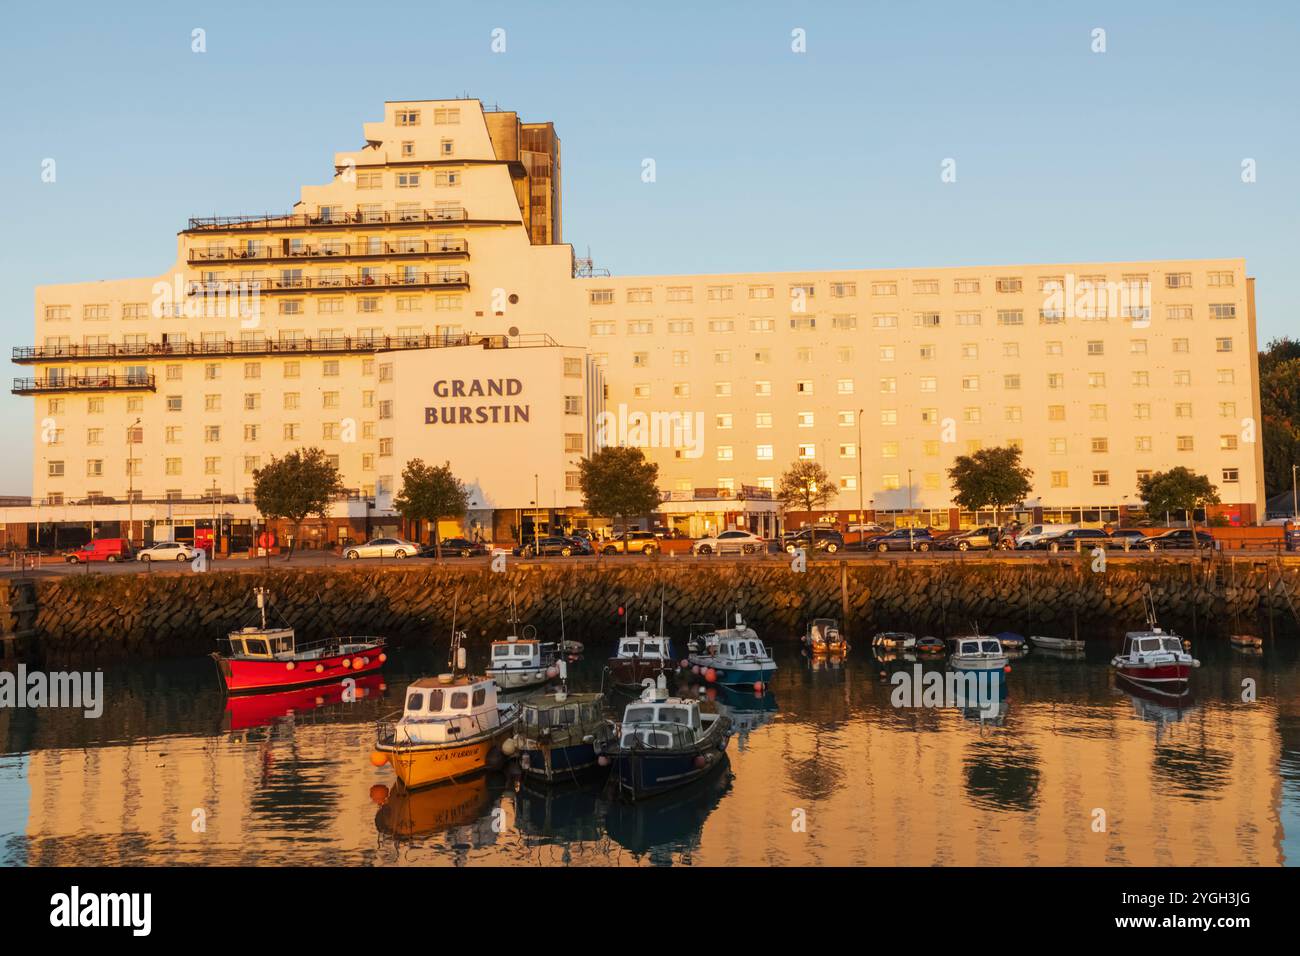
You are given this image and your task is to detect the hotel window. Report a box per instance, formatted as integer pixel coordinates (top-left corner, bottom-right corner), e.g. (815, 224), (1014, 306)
(244, 393), (261, 411)
(794, 380), (814, 395)
(838, 410), (856, 427)
(919, 377), (936, 392)
(1177, 436), (1195, 452)
(789, 283), (815, 300)
(1092, 471), (1110, 487)
(912, 279), (939, 294)
(320, 297), (345, 314)
(1049, 438), (1067, 455)
(667, 287), (693, 303)
(562, 357), (584, 378)
(1222, 468), (1239, 483)
(920, 408), (939, 425)
(1041, 274), (1067, 293)
(122, 302), (148, 320)
(356, 171), (382, 189)
(1002, 343), (1020, 359)
(997, 310), (1024, 326)
(871, 282), (897, 296)
(880, 346), (896, 362)
(396, 109), (420, 125)
(1215, 337), (1234, 352)
(1130, 339), (1148, 356)
(361, 453), (375, 471)
(88, 397), (105, 413)
(963, 408), (981, 424)
(1091, 437), (1109, 453)
(204, 457), (221, 476)
(708, 319), (735, 333)
(1220, 435), (1239, 451)
(1207, 271), (1235, 287)
(1088, 372), (1106, 388)
(996, 277), (1023, 293)
(749, 286), (773, 300)
(204, 394), (221, 412)
(83, 304), (109, 320)
(439, 139), (454, 156)
(838, 347), (854, 363)
(626, 288), (652, 303)
(754, 381), (772, 397)
(715, 382), (733, 397)
(1039, 308), (1065, 325)
(881, 410), (898, 426)
(204, 424), (222, 443)
(951, 312), (980, 329)
(1133, 403), (1151, 420)
(1126, 371), (1148, 389)
(1004, 374), (1021, 390)
(879, 378), (896, 394)
(433, 107), (460, 124)
(1175, 402), (1193, 419)
(632, 352), (649, 368)
(1217, 369), (1236, 386)
(1047, 405), (1065, 421)
(799, 444), (816, 460)
(673, 350), (690, 366)
(1172, 338), (1190, 353)
(379, 439), (393, 457)
(627, 320), (653, 335)
(362, 391), (374, 408)
(165, 426), (183, 444)
(881, 442), (899, 459)
(882, 474), (901, 491)
(243, 456), (261, 474)
(1166, 272), (1192, 288)
(756, 412), (773, 428)
(589, 321), (615, 337)
(707, 285), (734, 301)
(1045, 341), (1063, 357)
(716, 446), (734, 462)
(841, 476), (859, 491)
(164, 395), (183, 412)
(715, 413), (732, 429)
(1209, 303), (1238, 321)
(633, 384), (650, 399)
(1174, 370), (1192, 387)
(322, 422), (340, 441)
(372, 398), (389, 418)
(1047, 373), (1064, 390)
(832, 314), (858, 330)
(790, 317), (816, 331)
(47, 461), (65, 478)
(164, 364), (182, 381)
(873, 314), (898, 329)
(433, 170), (460, 187)
(830, 282), (856, 298)
(589, 289), (614, 305)
(241, 362), (260, 380)
(564, 396), (581, 414)
(961, 343), (979, 360)
(797, 411), (815, 428)
(837, 379), (855, 395)
(244, 424), (260, 442)
(667, 319), (694, 334)
(1087, 341), (1105, 356)
(923, 441), (940, 456)
(1005, 407), (1023, 423)
(755, 349), (772, 364)
(961, 375), (979, 391)
(914, 312), (940, 328)
(954, 278), (980, 294)
(748, 318), (775, 333)
(44, 305), (70, 320)
(1136, 436), (1153, 452)
(917, 345), (934, 361)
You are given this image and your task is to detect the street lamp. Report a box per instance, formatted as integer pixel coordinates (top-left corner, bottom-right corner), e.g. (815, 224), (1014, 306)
(126, 418), (141, 546)
(907, 467), (914, 549)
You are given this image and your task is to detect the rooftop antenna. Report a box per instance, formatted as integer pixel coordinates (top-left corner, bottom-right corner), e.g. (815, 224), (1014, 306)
(573, 246), (611, 278)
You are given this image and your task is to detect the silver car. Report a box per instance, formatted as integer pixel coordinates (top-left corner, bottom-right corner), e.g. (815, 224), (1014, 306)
(343, 537), (419, 559)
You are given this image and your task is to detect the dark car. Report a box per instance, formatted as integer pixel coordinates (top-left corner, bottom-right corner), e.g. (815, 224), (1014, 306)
(1040, 528), (1111, 552)
(1107, 529), (1150, 549)
(514, 536), (576, 558)
(1143, 529), (1215, 552)
(783, 528), (845, 554)
(565, 535), (595, 556)
(418, 537), (488, 558)
(861, 528), (934, 553)
(938, 526), (1004, 551)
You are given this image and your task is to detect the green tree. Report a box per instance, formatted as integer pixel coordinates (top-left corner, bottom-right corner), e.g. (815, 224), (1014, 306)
(252, 447), (344, 561)
(1138, 467), (1220, 528)
(1260, 350), (1300, 497)
(777, 460), (837, 512)
(578, 446), (661, 552)
(946, 445), (1033, 526)
(392, 459), (470, 559)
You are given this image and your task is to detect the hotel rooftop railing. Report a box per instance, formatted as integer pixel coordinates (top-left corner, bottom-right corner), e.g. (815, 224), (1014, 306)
(12, 374), (157, 394)
(13, 332), (559, 364)
(183, 207), (517, 232)
(182, 271), (468, 295)
(187, 238), (468, 262)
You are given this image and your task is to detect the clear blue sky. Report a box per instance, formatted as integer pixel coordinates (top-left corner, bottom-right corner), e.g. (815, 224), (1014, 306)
(1, 0), (1297, 493)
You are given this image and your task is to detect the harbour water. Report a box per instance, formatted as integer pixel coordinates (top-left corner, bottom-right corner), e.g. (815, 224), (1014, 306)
(1, 633), (1297, 867)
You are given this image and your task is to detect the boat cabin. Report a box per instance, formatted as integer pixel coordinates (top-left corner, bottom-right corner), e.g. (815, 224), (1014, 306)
(395, 674), (503, 745)
(225, 627), (295, 659)
(951, 637), (1003, 657)
(716, 636), (768, 660)
(618, 697), (704, 749)
(490, 639), (550, 669)
(808, 619), (839, 644)
(615, 631), (670, 660)
(523, 694), (603, 732)
(1121, 632), (1184, 657)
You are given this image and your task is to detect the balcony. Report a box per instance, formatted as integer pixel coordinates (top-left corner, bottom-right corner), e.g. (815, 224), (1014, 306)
(12, 374), (156, 395)
(183, 207), (518, 233)
(13, 332), (559, 365)
(187, 238), (469, 264)
(183, 270), (469, 295)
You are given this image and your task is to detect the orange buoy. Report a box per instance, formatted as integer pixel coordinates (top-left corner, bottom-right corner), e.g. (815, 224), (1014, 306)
(705, 668), (717, 683)
(752, 681), (764, 692)
(1003, 664), (1012, 674)
(285, 661), (295, 671)
(353, 658), (364, 669)
(341, 658), (352, 669)
(369, 784), (389, 805)
(315, 664), (324, 673)
(378, 653), (387, 663)
(369, 750), (389, 767)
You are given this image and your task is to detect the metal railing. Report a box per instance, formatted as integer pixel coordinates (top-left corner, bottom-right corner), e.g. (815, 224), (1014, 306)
(187, 238), (468, 262)
(12, 374), (156, 393)
(186, 207), (479, 231)
(184, 270), (468, 295)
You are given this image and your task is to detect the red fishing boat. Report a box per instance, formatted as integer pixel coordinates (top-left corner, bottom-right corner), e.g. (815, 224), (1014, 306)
(1110, 598), (1199, 697)
(213, 587), (387, 694)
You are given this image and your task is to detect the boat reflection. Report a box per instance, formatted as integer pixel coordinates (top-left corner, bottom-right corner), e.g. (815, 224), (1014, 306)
(512, 778), (606, 845)
(710, 685), (778, 749)
(603, 757), (733, 859)
(223, 673), (388, 733)
(373, 775), (497, 843)
(1116, 680), (1199, 729)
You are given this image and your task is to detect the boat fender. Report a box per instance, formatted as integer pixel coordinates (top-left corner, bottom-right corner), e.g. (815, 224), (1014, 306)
(341, 658), (352, 669)
(378, 653), (388, 663)
(501, 738), (517, 757)
(1003, 664), (1012, 674)
(315, 664), (324, 673)
(705, 668), (717, 683)
(597, 755), (610, 767)
(353, 657), (364, 669)
(369, 750), (388, 767)
(694, 755), (707, 769)
(752, 681), (764, 692)
(286, 662), (295, 671)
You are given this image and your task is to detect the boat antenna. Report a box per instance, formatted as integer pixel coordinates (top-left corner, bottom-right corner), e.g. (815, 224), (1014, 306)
(509, 588), (520, 639)
(559, 594), (566, 643)
(448, 585), (462, 673)
(659, 585), (665, 637)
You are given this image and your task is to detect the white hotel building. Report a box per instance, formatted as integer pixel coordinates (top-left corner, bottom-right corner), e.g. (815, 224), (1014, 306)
(7, 98), (1266, 548)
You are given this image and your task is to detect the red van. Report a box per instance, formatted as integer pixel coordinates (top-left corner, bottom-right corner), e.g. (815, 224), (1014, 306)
(66, 538), (134, 563)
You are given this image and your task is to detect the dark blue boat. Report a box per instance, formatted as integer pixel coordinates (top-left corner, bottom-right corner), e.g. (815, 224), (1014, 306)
(515, 692), (613, 783)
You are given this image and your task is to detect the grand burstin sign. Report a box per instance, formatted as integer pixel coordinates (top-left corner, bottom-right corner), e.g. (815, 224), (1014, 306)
(424, 378), (530, 424)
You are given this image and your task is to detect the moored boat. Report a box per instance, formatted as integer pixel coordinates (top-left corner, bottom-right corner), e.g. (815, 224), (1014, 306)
(946, 633), (1008, 671)
(803, 617), (849, 655)
(486, 596), (562, 691)
(596, 675), (732, 801)
(607, 627), (675, 687)
(1111, 599), (1199, 696)
(511, 683), (613, 783)
(872, 631), (917, 651)
(914, 636), (946, 655)
(996, 631), (1028, 653)
(212, 587), (386, 695)
(1029, 634), (1086, 652)
(687, 613), (777, 689)
(1229, 634), (1263, 649)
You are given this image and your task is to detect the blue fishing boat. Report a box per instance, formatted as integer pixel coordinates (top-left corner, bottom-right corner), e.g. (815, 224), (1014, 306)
(687, 613), (777, 689)
(597, 675), (732, 801)
(510, 687), (613, 783)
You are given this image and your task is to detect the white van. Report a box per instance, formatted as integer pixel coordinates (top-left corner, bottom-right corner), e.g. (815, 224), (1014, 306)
(1014, 524), (1080, 549)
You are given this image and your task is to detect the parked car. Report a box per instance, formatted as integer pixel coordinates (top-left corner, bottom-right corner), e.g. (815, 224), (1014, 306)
(1014, 524), (1080, 550)
(847, 522), (885, 534)
(1040, 528), (1111, 552)
(1107, 529), (1150, 548)
(938, 526), (1004, 551)
(343, 537), (419, 559)
(565, 535), (595, 556)
(783, 528), (845, 554)
(601, 530), (660, 555)
(861, 528), (934, 553)
(691, 529), (766, 555)
(418, 537), (488, 558)
(516, 535), (577, 558)
(1143, 529), (1216, 552)
(65, 538), (134, 564)
(137, 540), (201, 563)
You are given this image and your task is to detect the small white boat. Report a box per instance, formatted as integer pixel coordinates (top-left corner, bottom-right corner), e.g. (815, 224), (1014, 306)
(803, 618), (849, 655)
(1029, 634), (1086, 652)
(946, 634), (1008, 671)
(688, 613), (777, 688)
(871, 631), (917, 650)
(1111, 602), (1199, 696)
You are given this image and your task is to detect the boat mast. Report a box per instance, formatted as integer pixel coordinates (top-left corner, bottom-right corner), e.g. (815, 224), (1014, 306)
(448, 586), (463, 674)
(256, 587), (267, 631)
